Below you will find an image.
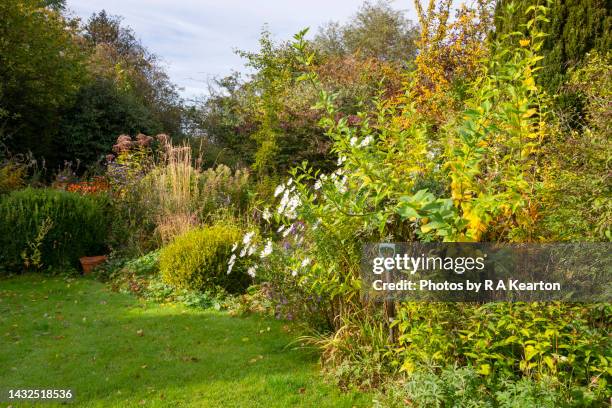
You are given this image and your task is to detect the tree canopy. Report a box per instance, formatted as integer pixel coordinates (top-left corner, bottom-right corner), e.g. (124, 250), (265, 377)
(314, 0), (419, 64)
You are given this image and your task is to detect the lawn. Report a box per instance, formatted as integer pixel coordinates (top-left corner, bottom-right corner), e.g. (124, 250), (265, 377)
(0, 274), (370, 407)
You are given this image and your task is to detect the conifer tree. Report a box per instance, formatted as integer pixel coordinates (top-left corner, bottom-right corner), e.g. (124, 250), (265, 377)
(494, 0), (611, 92)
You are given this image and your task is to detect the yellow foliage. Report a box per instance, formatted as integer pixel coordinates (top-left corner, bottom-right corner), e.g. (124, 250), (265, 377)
(396, 1), (494, 125)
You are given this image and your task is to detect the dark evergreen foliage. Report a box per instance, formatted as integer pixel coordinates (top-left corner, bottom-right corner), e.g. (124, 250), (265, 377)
(494, 0), (611, 92)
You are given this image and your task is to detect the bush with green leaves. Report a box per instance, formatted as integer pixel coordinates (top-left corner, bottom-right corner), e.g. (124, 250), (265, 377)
(121, 249), (160, 276)
(143, 276), (224, 310)
(374, 366), (572, 408)
(539, 52), (612, 241)
(0, 188), (110, 272)
(99, 250), (160, 285)
(0, 161), (27, 195)
(391, 302), (611, 399)
(159, 223), (250, 293)
(227, 4), (611, 405)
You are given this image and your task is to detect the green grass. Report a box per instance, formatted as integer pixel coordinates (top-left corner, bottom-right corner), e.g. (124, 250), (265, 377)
(0, 274), (369, 407)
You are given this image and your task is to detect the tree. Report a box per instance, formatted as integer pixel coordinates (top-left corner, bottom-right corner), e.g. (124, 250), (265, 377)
(51, 11), (185, 169)
(0, 0), (86, 162)
(314, 0), (419, 64)
(58, 78), (160, 166)
(400, 0), (494, 124)
(40, 0), (65, 11)
(82, 11), (184, 137)
(184, 73), (258, 169)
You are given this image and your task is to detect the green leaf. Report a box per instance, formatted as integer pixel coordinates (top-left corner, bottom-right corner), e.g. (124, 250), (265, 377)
(396, 203), (419, 220)
(478, 364), (491, 375)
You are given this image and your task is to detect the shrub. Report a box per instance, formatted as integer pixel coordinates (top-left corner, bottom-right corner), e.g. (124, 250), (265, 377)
(106, 138), (158, 255)
(540, 52), (612, 241)
(143, 276), (224, 310)
(0, 188), (110, 272)
(97, 250), (161, 293)
(375, 366), (566, 408)
(391, 302), (611, 396)
(0, 161), (27, 195)
(120, 250), (160, 276)
(159, 223), (250, 293)
(199, 164), (250, 217)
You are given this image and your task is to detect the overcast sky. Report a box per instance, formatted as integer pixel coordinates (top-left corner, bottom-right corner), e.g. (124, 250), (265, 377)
(66, 1), (416, 100)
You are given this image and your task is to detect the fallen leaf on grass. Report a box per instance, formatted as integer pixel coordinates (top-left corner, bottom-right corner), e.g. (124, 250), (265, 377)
(136, 329), (144, 336)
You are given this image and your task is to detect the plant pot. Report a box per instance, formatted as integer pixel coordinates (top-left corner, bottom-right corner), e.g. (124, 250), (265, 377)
(79, 255), (107, 274)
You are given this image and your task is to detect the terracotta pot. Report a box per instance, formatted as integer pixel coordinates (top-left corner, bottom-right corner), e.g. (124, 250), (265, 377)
(79, 255), (107, 274)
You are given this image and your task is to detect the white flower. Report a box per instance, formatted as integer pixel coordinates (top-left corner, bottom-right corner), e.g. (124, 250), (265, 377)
(229, 254), (236, 264)
(247, 245), (256, 256)
(314, 180), (322, 190)
(349, 136), (358, 146)
(284, 195), (301, 220)
(262, 208), (272, 221)
(274, 184), (285, 197)
(287, 177), (293, 186)
(227, 261), (235, 274)
(231, 243), (238, 252)
(277, 190), (290, 214)
(301, 258), (311, 268)
(242, 231), (255, 245)
(247, 266), (257, 278)
(239, 248), (247, 257)
(291, 269), (298, 277)
(360, 136), (373, 147)
(260, 239), (273, 258)
(282, 224), (293, 237)
(337, 155), (347, 166)
(335, 176), (348, 193)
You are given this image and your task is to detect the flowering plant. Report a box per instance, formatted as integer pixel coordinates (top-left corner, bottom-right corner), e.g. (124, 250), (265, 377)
(66, 176), (109, 194)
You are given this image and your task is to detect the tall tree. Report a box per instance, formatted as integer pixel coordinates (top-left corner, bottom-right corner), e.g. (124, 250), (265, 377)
(0, 0), (86, 161)
(314, 0), (419, 64)
(55, 11), (185, 168)
(82, 11), (184, 136)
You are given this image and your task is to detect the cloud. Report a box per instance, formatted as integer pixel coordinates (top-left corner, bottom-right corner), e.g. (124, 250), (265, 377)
(67, 0), (415, 99)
